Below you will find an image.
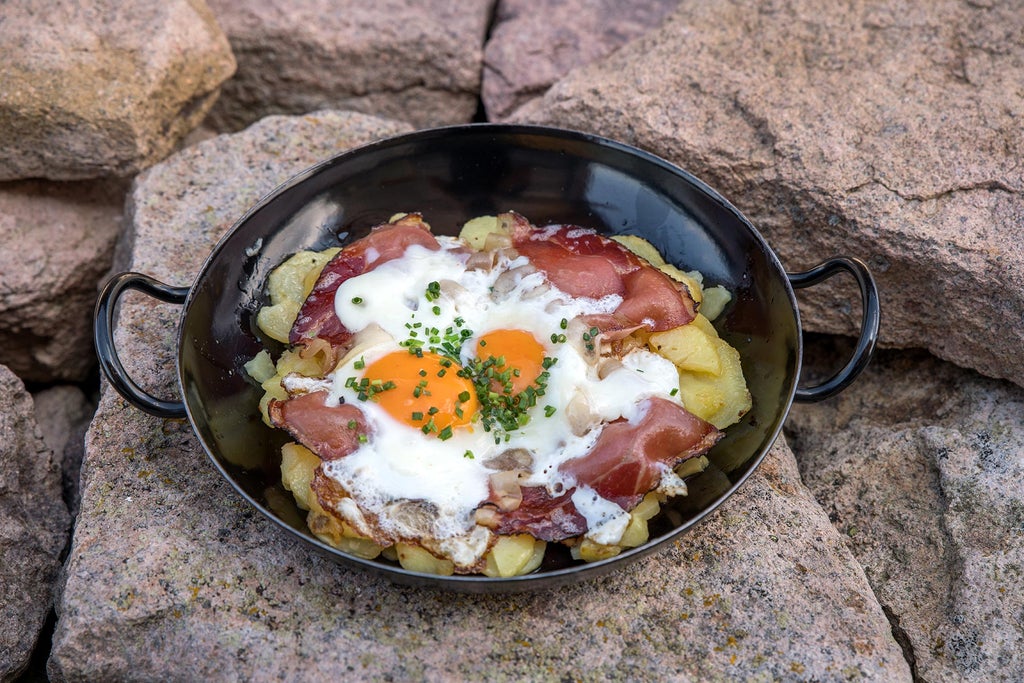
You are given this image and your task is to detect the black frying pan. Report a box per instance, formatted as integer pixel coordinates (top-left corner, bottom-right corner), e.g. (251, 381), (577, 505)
(95, 124), (879, 593)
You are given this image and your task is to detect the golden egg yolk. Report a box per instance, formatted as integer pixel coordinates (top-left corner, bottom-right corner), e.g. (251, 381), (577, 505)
(362, 351), (479, 433)
(475, 329), (546, 395)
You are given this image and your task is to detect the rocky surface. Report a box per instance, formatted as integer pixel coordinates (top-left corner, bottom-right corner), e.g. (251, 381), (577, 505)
(0, 0), (235, 181)
(0, 366), (70, 682)
(483, 0), (679, 121)
(47, 111), (908, 681)
(515, 0), (1024, 389)
(787, 342), (1024, 682)
(0, 179), (127, 383)
(204, 0), (494, 132)
(33, 386), (97, 519)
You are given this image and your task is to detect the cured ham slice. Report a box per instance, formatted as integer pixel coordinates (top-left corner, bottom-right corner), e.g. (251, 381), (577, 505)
(289, 214), (440, 347)
(268, 391), (370, 462)
(491, 397), (721, 541)
(509, 217), (696, 332)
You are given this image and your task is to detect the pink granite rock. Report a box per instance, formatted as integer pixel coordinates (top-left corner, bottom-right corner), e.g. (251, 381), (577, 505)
(204, 0), (494, 131)
(787, 342), (1024, 681)
(483, 0), (679, 121)
(33, 386), (96, 518)
(0, 179), (127, 383)
(0, 0), (236, 181)
(515, 0), (1024, 389)
(48, 111), (907, 681)
(0, 366), (70, 681)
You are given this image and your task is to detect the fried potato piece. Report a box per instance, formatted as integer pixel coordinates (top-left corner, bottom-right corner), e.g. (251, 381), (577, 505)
(610, 234), (705, 308)
(395, 543), (455, 575)
(672, 316), (751, 429)
(483, 534), (546, 578)
(256, 248), (340, 342)
(648, 319), (722, 375)
(570, 493), (662, 562)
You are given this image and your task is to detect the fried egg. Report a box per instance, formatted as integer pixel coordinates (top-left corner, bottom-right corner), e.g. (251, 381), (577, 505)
(314, 238), (682, 561)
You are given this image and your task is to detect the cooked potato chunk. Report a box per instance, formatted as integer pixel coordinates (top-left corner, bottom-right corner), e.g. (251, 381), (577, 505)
(280, 443), (320, 511)
(648, 321), (722, 375)
(395, 543), (455, 575)
(483, 534), (546, 578)
(700, 285), (732, 321)
(610, 234), (666, 266)
(673, 316), (751, 429)
(256, 248), (340, 342)
(458, 215), (502, 249)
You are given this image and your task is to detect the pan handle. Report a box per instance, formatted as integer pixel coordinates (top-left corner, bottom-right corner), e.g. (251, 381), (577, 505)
(94, 272), (189, 418)
(788, 256), (880, 402)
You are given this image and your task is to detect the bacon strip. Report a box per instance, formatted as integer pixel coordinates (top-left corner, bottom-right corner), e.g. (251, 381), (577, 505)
(509, 217), (696, 331)
(492, 397), (721, 541)
(289, 214), (440, 347)
(268, 391), (370, 462)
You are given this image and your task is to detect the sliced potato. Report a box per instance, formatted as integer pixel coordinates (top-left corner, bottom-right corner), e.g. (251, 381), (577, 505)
(610, 234), (666, 267)
(657, 263), (704, 308)
(571, 537), (623, 563)
(395, 543), (455, 576)
(676, 339), (751, 429)
(483, 534), (546, 578)
(243, 349), (276, 383)
(700, 285), (733, 321)
(459, 215), (501, 249)
(648, 320), (722, 375)
(280, 443), (320, 511)
(257, 248), (341, 341)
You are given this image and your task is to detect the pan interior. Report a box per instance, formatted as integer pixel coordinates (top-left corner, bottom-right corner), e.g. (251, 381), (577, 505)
(178, 125), (799, 590)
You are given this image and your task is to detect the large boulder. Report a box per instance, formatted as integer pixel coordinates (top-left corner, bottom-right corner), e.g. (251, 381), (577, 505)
(0, 366), (70, 682)
(0, 0), (236, 181)
(787, 342), (1024, 681)
(514, 0), (1024, 389)
(482, 0), (679, 121)
(204, 0), (494, 131)
(0, 179), (127, 383)
(48, 111), (907, 681)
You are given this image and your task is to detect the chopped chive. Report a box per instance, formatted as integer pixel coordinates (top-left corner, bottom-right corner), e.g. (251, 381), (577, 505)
(347, 420), (358, 430)
(357, 433), (368, 443)
(438, 426), (453, 440)
(351, 296), (363, 304)
(544, 405), (556, 417)
(353, 357), (365, 370)
(463, 450), (474, 459)
(670, 387), (679, 396)
(411, 411), (424, 421)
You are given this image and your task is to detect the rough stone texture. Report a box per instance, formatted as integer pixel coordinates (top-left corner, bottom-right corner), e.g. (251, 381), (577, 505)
(0, 178), (127, 383)
(0, 0), (236, 181)
(514, 0), (1024, 389)
(483, 0), (679, 121)
(33, 386), (97, 519)
(48, 111), (907, 681)
(204, 0), (494, 132)
(786, 342), (1024, 681)
(0, 366), (71, 682)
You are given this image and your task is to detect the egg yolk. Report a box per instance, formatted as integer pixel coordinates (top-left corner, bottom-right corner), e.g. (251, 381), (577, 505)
(362, 351), (479, 434)
(475, 329), (546, 395)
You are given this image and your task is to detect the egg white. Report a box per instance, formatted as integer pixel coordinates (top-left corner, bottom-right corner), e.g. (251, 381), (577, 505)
(317, 237), (684, 555)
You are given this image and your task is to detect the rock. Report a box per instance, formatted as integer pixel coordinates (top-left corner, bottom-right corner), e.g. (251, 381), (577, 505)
(786, 342), (1024, 681)
(482, 0), (678, 121)
(0, 178), (127, 383)
(514, 0), (1024, 389)
(48, 111), (907, 680)
(0, 0), (236, 181)
(0, 366), (71, 682)
(204, 0), (493, 131)
(33, 386), (97, 519)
